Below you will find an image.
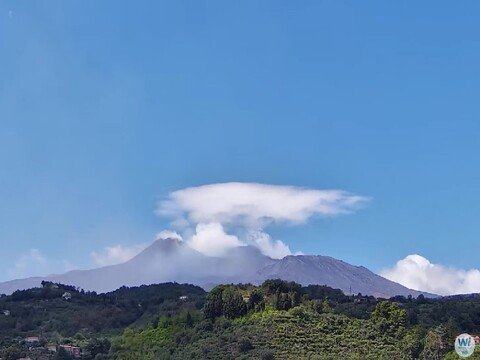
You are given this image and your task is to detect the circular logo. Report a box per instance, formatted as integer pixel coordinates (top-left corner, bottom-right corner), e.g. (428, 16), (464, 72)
(455, 333), (476, 358)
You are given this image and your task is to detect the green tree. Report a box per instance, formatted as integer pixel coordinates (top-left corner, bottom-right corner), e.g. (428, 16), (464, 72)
(275, 291), (292, 311)
(186, 312), (193, 327)
(443, 318), (460, 353)
(222, 286), (247, 319)
(260, 349), (275, 360)
(400, 326), (425, 359)
(238, 338), (253, 353)
(322, 299), (332, 313)
(204, 286), (225, 319)
(84, 338), (111, 360)
(247, 289), (264, 311)
(3, 346), (21, 360)
(420, 327), (447, 360)
(371, 301), (407, 336)
(55, 347), (73, 360)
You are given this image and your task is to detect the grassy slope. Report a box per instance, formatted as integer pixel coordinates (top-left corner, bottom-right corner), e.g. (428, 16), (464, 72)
(113, 309), (410, 360)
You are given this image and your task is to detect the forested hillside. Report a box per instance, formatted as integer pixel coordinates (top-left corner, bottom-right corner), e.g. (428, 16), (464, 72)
(0, 282), (205, 359)
(1, 280), (480, 359)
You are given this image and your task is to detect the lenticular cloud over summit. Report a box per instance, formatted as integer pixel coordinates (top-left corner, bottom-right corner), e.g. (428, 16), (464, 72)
(158, 182), (368, 226)
(157, 182), (369, 258)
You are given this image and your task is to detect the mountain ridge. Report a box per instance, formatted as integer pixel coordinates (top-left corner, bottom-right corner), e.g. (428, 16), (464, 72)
(0, 238), (435, 298)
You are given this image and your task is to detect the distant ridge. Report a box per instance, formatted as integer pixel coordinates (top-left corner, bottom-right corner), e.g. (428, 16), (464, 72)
(0, 238), (436, 298)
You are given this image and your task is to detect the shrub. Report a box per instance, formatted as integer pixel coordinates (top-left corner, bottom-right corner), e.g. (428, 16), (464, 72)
(260, 349), (275, 360)
(238, 338), (253, 353)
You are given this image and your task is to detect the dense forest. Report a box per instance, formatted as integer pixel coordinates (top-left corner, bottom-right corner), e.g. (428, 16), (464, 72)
(1, 280), (480, 359)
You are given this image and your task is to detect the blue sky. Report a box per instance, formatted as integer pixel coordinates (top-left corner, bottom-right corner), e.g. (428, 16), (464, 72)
(1, 1), (480, 284)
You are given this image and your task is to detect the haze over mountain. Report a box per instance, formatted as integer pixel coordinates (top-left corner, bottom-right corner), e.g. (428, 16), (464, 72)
(0, 238), (433, 298)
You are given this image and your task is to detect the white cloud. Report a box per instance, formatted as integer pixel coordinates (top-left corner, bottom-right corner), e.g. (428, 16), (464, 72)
(62, 260), (78, 272)
(189, 222), (245, 257)
(156, 230), (183, 241)
(6, 250), (80, 280)
(8, 249), (47, 279)
(90, 244), (147, 267)
(158, 182), (368, 227)
(248, 231), (292, 259)
(157, 182), (368, 257)
(381, 254), (480, 296)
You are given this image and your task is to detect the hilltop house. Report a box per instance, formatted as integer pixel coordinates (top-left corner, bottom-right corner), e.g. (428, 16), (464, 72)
(41, 281), (59, 289)
(24, 336), (40, 344)
(179, 295), (188, 301)
(59, 345), (81, 358)
(62, 292), (72, 301)
(354, 298), (368, 304)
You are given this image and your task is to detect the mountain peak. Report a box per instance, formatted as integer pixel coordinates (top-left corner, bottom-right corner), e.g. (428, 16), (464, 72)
(0, 241), (436, 298)
(126, 237), (189, 265)
(152, 236), (183, 249)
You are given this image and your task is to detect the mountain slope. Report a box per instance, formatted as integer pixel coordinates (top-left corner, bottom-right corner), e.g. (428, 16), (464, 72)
(254, 255), (424, 298)
(0, 239), (433, 298)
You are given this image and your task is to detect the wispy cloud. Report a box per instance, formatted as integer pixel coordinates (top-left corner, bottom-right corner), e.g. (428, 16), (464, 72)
(8, 249), (47, 279)
(6, 249), (79, 281)
(156, 230), (183, 241)
(157, 182), (369, 259)
(62, 260), (78, 272)
(90, 244), (147, 267)
(381, 254), (480, 295)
